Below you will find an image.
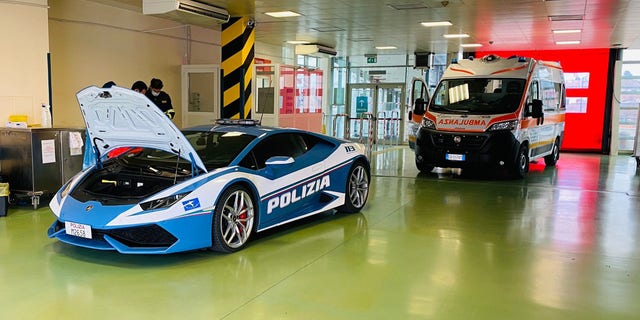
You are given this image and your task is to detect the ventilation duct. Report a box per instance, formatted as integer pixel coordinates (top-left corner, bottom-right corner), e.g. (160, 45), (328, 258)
(143, 0), (230, 26)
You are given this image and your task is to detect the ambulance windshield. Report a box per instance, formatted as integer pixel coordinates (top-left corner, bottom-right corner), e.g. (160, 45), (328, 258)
(430, 78), (526, 115)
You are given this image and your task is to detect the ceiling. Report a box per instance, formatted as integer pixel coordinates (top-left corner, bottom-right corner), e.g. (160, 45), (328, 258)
(89, 0), (640, 56)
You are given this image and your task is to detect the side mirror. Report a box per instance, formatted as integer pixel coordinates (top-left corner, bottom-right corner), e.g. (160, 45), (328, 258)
(265, 156), (294, 166)
(529, 99), (543, 118)
(413, 98), (427, 116)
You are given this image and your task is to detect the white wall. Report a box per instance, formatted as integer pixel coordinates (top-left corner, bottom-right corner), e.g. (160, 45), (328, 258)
(48, 0), (221, 128)
(0, 1), (49, 126)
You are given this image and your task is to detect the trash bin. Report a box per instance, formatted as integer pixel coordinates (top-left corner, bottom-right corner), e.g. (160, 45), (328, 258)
(0, 182), (9, 217)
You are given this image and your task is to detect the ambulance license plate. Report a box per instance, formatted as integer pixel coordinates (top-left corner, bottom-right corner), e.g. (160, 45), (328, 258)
(65, 221), (92, 239)
(446, 153), (465, 161)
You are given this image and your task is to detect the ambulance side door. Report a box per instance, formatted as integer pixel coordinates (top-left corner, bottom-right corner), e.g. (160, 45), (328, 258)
(408, 78), (430, 149)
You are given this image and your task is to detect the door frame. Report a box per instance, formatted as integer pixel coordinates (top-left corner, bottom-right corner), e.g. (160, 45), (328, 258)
(345, 82), (406, 143)
(181, 64), (221, 128)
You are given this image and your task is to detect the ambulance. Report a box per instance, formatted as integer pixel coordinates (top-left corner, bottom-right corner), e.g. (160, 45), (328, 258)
(410, 54), (566, 178)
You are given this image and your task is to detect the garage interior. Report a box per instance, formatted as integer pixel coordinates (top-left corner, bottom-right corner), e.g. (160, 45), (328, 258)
(1, 150), (639, 319)
(2, 0), (640, 319)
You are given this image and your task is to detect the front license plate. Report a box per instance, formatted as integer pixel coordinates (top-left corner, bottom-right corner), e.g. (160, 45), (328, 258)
(446, 153), (465, 161)
(65, 221), (92, 239)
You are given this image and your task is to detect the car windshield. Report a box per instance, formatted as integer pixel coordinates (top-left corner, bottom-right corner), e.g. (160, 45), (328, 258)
(430, 78), (525, 115)
(183, 130), (256, 170)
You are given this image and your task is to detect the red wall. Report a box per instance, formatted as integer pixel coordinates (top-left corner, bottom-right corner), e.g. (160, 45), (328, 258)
(475, 49), (610, 152)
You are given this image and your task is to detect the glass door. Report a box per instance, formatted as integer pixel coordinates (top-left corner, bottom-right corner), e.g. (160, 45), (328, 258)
(348, 84), (375, 141)
(346, 83), (405, 144)
(181, 65), (220, 127)
(376, 85), (404, 145)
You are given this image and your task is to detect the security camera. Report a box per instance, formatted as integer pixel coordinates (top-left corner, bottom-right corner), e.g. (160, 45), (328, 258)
(247, 19), (255, 29)
(489, 40), (494, 45)
(441, 1), (449, 7)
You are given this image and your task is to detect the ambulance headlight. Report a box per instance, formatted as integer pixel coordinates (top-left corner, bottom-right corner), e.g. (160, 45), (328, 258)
(487, 120), (518, 131)
(421, 118), (436, 129)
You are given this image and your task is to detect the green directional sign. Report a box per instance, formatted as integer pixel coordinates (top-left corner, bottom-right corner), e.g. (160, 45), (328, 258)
(366, 56), (377, 63)
(356, 96), (368, 116)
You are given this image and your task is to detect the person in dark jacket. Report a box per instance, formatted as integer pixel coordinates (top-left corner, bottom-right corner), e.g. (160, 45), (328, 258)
(146, 78), (175, 119)
(131, 80), (147, 94)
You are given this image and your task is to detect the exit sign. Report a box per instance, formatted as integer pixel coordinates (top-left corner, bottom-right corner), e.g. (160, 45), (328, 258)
(366, 55), (377, 63)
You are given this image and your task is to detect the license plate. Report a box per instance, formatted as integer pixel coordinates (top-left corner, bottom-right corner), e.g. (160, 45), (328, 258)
(65, 221), (92, 239)
(446, 153), (465, 161)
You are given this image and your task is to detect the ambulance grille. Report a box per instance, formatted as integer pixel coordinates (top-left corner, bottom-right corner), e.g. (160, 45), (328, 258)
(432, 133), (487, 149)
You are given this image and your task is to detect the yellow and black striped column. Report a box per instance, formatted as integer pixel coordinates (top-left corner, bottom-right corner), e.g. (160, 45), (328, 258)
(222, 17), (254, 119)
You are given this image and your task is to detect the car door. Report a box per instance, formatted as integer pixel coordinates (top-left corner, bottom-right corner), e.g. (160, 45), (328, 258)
(241, 132), (321, 228)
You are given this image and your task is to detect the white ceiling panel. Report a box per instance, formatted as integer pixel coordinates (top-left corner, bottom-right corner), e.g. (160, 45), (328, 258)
(91, 0), (637, 55)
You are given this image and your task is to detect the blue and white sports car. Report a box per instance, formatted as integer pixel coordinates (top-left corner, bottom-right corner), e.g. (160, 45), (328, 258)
(47, 86), (370, 254)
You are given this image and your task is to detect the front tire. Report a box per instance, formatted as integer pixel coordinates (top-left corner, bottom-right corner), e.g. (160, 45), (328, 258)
(212, 185), (255, 253)
(338, 161), (370, 213)
(415, 157), (434, 173)
(511, 145), (529, 179)
(544, 138), (560, 167)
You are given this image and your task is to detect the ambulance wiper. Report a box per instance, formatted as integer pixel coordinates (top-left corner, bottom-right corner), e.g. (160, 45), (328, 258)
(430, 105), (458, 113)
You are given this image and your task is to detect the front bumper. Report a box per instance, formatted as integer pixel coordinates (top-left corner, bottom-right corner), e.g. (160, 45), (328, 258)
(48, 211), (213, 254)
(414, 128), (520, 169)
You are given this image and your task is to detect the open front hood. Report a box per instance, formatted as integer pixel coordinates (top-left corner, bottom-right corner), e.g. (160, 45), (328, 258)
(77, 86), (207, 173)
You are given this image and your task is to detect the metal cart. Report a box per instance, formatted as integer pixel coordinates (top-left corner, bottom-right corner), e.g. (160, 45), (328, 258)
(0, 128), (85, 208)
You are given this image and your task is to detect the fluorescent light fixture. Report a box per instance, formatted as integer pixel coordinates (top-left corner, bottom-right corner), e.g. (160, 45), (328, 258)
(265, 11), (301, 18)
(556, 40), (580, 45)
(286, 40), (310, 44)
(553, 29), (582, 34)
(443, 33), (470, 38)
(375, 46), (397, 50)
(548, 15), (583, 21)
(421, 21), (453, 27)
(460, 43), (483, 48)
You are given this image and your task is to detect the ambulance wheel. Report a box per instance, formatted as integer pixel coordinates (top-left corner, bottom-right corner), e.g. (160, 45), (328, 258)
(511, 145), (529, 179)
(415, 157), (434, 173)
(544, 138), (560, 167)
(338, 161), (370, 213)
(212, 185), (255, 253)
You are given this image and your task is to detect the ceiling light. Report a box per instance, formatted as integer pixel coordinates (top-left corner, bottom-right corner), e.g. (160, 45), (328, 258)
(388, 3), (429, 10)
(553, 29), (582, 34)
(460, 43), (483, 48)
(556, 40), (580, 45)
(312, 26), (345, 32)
(420, 21), (453, 27)
(265, 11), (301, 18)
(375, 46), (397, 50)
(443, 34), (470, 38)
(287, 40), (310, 44)
(548, 15), (583, 21)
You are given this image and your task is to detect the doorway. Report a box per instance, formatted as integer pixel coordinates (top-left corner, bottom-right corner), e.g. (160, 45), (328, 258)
(345, 83), (405, 144)
(181, 65), (220, 127)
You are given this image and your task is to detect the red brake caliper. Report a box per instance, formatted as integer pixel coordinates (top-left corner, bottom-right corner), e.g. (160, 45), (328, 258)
(238, 203), (247, 234)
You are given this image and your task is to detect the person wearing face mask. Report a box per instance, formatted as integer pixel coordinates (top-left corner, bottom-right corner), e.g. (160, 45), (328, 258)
(145, 78), (175, 119)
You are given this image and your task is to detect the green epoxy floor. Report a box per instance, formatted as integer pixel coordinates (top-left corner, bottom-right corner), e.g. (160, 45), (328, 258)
(1, 149), (640, 319)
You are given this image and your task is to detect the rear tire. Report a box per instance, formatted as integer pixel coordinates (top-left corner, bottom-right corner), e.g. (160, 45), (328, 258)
(510, 145), (529, 179)
(338, 161), (370, 213)
(544, 138), (560, 167)
(212, 185), (255, 253)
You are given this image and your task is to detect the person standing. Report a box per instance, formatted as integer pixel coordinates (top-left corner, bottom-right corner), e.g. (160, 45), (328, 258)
(146, 78), (175, 119)
(131, 80), (147, 94)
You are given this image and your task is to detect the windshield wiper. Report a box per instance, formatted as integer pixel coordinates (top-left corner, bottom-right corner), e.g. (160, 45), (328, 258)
(431, 105), (468, 113)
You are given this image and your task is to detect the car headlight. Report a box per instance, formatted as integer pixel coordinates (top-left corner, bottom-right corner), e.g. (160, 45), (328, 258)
(140, 192), (190, 211)
(60, 172), (84, 198)
(421, 118), (436, 129)
(487, 120), (518, 131)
